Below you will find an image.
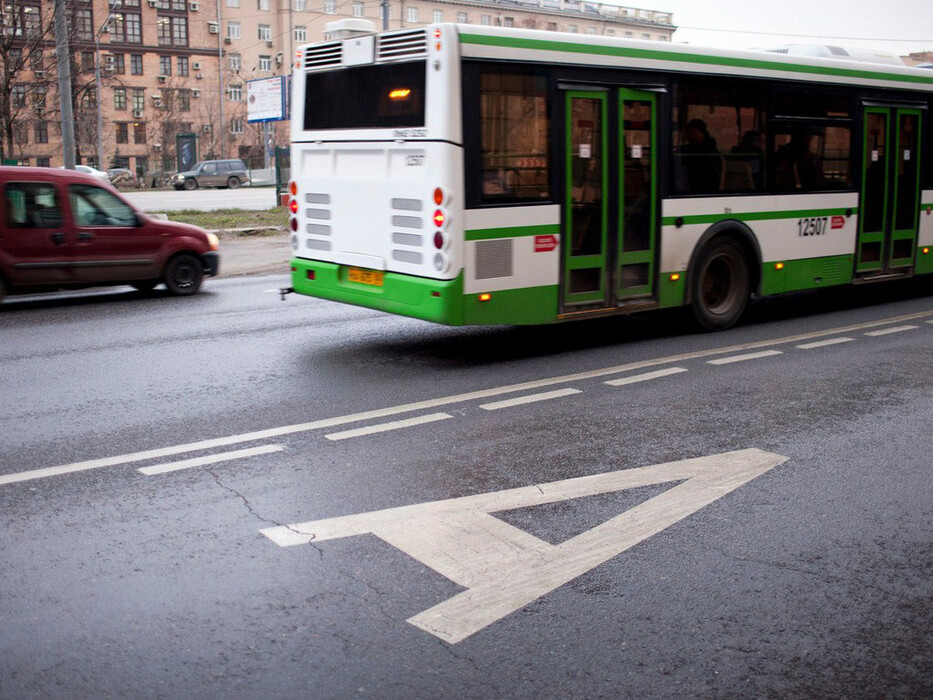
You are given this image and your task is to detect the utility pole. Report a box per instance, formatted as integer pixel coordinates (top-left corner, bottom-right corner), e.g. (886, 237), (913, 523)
(216, 0), (226, 158)
(54, 0), (75, 168)
(382, 0), (389, 30)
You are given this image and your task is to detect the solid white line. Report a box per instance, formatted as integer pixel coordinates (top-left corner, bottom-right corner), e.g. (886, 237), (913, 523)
(3, 309), (932, 487)
(139, 445), (284, 476)
(707, 350), (783, 365)
(325, 413), (453, 442)
(796, 337), (855, 350)
(605, 366), (688, 386)
(864, 325), (918, 336)
(480, 388), (581, 411)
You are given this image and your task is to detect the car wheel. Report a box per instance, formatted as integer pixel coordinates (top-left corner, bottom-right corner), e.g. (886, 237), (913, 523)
(183, 178), (198, 191)
(131, 280), (159, 293)
(690, 238), (750, 331)
(227, 177), (241, 189)
(163, 254), (204, 296)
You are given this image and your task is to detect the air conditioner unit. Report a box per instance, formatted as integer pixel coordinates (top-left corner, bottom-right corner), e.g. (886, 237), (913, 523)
(203, 124), (212, 133)
(188, 1), (199, 10)
(34, 106), (44, 116)
(224, 37), (231, 44)
(195, 72), (203, 79)
(265, 40), (273, 48)
(34, 69), (45, 77)
(208, 21), (219, 34)
(192, 89), (201, 97)
(192, 61), (201, 70)
(157, 75), (167, 82)
(132, 108), (143, 118)
(274, 54), (282, 65)
(147, 0), (157, 7)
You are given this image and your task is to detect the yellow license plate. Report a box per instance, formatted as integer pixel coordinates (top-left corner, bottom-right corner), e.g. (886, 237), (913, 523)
(347, 267), (384, 287)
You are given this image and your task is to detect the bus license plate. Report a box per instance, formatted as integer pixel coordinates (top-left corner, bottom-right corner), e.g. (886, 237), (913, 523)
(347, 267), (384, 287)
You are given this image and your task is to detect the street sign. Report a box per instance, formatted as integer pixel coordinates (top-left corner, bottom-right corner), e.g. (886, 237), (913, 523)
(262, 448), (787, 643)
(247, 76), (288, 123)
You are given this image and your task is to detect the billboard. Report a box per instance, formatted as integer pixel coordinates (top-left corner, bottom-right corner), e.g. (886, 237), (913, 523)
(247, 76), (288, 123)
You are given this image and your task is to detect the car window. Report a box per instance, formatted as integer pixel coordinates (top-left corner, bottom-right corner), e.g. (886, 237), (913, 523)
(4, 182), (64, 229)
(202, 163), (218, 175)
(68, 185), (137, 227)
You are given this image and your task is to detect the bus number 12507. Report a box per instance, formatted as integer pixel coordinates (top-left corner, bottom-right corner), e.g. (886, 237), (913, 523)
(798, 217), (829, 237)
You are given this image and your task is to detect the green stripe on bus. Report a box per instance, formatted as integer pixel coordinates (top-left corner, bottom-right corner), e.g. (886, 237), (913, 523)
(465, 223), (559, 241)
(459, 34), (933, 88)
(662, 208), (852, 227)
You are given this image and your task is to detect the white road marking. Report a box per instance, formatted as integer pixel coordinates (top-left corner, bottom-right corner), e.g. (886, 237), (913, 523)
(2, 309), (930, 487)
(480, 388), (581, 411)
(261, 448), (787, 644)
(864, 325), (918, 336)
(604, 367), (688, 386)
(707, 350), (784, 365)
(138, 445), (284, 475)
(796, 337), (855, 350)
(325, 413), (453, 441)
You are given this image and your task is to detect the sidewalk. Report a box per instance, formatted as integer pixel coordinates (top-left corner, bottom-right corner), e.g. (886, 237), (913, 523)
(213, 229), (291, 278)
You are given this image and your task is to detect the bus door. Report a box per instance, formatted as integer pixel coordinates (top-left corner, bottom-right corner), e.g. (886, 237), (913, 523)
(856, 106), (923, 275)
(562, 88), (657, 312)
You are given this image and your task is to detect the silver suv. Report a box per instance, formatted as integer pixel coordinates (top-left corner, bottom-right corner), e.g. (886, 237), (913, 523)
(172, 159), (250, 190)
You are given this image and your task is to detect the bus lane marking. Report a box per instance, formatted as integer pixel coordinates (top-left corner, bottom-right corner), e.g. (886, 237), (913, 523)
(261, 448), (787, 644)
(325, 413), (453, 441)
(707, 350), (783, 365)
(604, 366), (688, 386)
(864, 325), (918, 336)
(139, 445), (284, 475)
(1, 309), (929, 487)
(480, 388), (582, 411)
(796, 337), (854, 350)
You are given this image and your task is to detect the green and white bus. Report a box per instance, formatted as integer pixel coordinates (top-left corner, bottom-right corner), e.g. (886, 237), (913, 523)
(285, 22), (933, 329)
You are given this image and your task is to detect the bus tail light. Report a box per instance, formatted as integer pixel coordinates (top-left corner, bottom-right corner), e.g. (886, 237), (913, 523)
(478, 293), (492, 302)
(433, 230), (449, 250)
(433, 252), (448, 274)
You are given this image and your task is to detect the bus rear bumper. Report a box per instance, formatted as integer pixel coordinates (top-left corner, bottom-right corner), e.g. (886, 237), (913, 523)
(290, 258), (465, 325)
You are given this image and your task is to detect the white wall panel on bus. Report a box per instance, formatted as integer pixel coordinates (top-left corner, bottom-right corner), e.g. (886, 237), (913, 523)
(660, 193), (860, 272)
(463, 205), (561, 294)
(921, 191), (933, 248)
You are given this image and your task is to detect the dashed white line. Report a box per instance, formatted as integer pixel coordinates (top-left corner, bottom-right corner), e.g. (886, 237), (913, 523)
(605, 367), (688, 386)
(707, 350), (784, 365)
(796, 337), (855, 350)
(325, 413), (453, 442)
(864, 325), (918, 336)
(480, 388), (581, 411)
(139, 445), (284, 475)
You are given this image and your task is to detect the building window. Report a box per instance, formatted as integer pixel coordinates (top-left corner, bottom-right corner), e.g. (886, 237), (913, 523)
(258, 0), (269, 9)
(159, 56), (172, 76)
(14, 124), (28, 145)
(258, 55), (271, 71)
(177, 56), (188, 77)
(456, 12), (467, 23)
(179, 89), (191, 111)
(125, 14), (141, 43)
(110, 53), (125, 74)
(35, 121), (48, 144)
(293, 0), (305, 10)
(227, 0), (240, 6)
(324, 0), (335, 14)
(130, 54), (143, 74)
(229, 54), (241, 71)
(37, 157), (50, 168)
(114, 87), (127, 110)
(227, 22), (240, 40)
(74, 9), (93, 41)
(502, 17), (514, 28)
(29, 50), (43, 71)
(481, 15), (490, 26)
(231, 118), (244, 134)
(352, 2), (364, 17)
(132, 88), (145, 111)
(134, 122), (146, 144)
(171, 17), (188, 46)
(258, 24), (271, 41)
(433, 10), (443, 23)
(228, 84), (243, 101)
(294, 25), (306, 42)
(32, 85), (46, 108)
(80, 51), (94, 71)
(406, 7), (418, 22)
(11, 85), (25, 108)
(116, 122), (129, 144)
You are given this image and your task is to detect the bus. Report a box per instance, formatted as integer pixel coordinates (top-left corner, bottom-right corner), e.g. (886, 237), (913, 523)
(284, 21), (933, 330)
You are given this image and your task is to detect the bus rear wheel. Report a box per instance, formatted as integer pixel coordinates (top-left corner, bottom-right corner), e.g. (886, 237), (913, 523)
(690, 238), (750, 331)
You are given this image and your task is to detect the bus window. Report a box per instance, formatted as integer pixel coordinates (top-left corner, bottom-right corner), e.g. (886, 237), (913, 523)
(479, 67), (550, 203)
(771, 126), (852, 191)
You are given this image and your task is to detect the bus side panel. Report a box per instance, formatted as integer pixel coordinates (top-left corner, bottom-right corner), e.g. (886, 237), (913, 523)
(919, 190), (933, 275)
(661, 193), (859, 302)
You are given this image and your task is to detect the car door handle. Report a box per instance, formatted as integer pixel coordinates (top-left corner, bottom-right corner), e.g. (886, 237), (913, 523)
(77, 231), (94, 240)
(50, 232), (66, 245)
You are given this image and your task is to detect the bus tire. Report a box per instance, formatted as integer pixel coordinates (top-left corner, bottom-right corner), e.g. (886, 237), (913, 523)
(690, 237), (750, 331)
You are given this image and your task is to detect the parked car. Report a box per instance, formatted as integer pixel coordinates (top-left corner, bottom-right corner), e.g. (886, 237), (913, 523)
(59, 164), (111, 183)
(107, 167), (138, 187)
(0, 166), (219, 302)
(172, 159), (250, 190)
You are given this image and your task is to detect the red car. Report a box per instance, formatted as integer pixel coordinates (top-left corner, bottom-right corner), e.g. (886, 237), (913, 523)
(0, 166), (219, 302)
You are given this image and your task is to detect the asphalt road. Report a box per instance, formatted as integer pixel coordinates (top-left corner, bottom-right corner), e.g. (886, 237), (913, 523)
(1, 277), (931, 697)
(122, 186), (279, 212)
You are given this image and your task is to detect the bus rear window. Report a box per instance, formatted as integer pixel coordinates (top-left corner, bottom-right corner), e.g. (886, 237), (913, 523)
(303, 62), (426, 130)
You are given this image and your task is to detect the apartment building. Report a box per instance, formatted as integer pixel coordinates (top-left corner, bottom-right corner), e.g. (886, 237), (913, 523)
(4, 0), (675, 177)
